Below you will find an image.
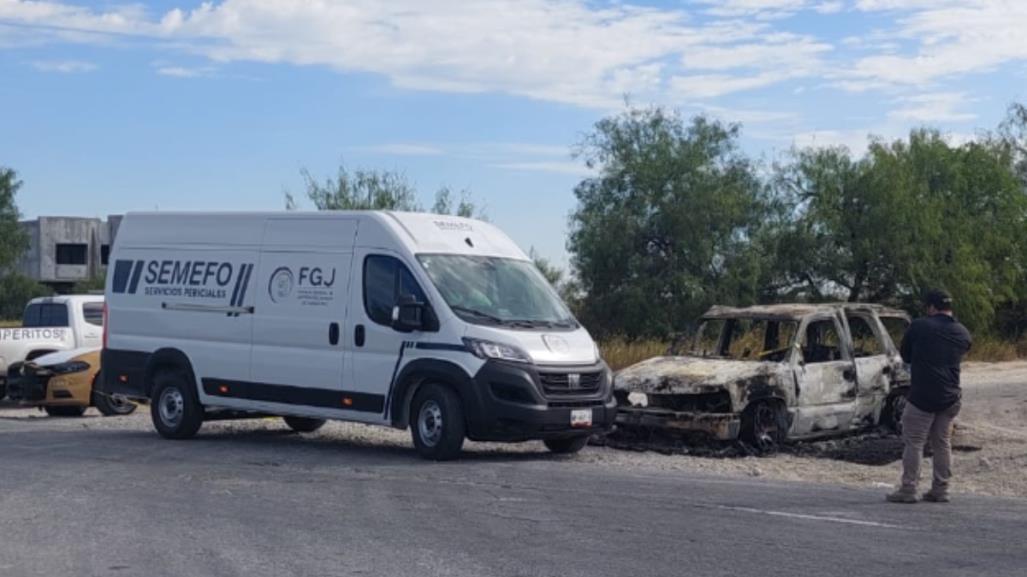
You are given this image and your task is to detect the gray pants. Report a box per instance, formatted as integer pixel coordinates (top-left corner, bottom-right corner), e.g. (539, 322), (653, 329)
(900, 400), (961, 495)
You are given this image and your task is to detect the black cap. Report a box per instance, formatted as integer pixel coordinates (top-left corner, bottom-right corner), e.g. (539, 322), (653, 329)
(924, 289), (953, 311)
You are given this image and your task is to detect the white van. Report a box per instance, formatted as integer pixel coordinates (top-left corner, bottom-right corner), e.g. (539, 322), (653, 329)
(101, 211), (614, 459)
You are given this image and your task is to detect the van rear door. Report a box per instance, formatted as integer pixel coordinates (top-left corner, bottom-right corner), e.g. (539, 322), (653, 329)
(247, 218), (359, 411)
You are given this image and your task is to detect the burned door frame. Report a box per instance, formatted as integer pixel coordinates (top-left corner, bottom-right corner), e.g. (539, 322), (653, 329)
(788, 311), (860, 437)
(840, 311), (894, 427)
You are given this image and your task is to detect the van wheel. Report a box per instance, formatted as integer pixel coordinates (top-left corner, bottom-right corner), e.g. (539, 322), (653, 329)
(544, 435), (590, 454)
(150, 370), (203, 439)
(45, 405), (87, 417)
(410, 383), (465, 461)
(283, 416), (326, 433)
(740, 400), (788, 453)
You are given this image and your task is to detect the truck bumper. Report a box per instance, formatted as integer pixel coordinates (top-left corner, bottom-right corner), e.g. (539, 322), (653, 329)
(616, 406), (741, 440)
(464, 360), (617, 442)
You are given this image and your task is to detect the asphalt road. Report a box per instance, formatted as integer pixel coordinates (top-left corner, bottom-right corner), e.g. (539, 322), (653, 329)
(1, 412), (1025, 577)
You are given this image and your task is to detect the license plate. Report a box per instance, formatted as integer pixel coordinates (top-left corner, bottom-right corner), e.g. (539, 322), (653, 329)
(570, 409), (593, 428)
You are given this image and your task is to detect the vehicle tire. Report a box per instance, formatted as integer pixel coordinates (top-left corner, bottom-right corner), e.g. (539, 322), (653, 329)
(92, 388), (137, 417)
(882, 391), (907, 435)
(283, 416), (326, 433)
(150, 370), (203, 440)
(410, 383), (466, 461)
(740, 400), (789, 453)
(44, 405), (87, 417)
(544, 435), (590, 455)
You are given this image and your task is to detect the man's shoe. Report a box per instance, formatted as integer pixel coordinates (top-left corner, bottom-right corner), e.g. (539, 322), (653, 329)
(922, 491), (950, 503)
(886, 490), (919, 504)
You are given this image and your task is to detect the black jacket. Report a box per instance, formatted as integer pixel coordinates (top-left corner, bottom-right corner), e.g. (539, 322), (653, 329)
(900, 314), (972, 413)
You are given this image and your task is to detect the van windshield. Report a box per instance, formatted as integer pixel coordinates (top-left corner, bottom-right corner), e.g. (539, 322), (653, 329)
(417, 255), (577, 329)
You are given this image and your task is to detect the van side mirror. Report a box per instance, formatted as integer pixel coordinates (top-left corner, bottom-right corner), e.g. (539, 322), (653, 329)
(392, 294), (425, 333)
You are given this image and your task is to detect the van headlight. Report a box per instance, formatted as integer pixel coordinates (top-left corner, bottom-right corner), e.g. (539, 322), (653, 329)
(463, 338), (532, 363)
(49, 360), (91, 375)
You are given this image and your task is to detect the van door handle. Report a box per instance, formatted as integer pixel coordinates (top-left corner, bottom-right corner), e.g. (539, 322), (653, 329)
(354, 324), (365, 348)
(329, 322), (340, 346)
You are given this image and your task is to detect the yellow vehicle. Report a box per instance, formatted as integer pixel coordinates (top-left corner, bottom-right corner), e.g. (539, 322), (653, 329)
(6, 348), (136, 417)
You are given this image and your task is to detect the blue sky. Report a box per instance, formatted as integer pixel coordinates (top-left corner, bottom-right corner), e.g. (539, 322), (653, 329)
(1, 0), (1025, 267)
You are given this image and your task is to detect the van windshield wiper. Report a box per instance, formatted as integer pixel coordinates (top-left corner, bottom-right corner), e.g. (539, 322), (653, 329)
(506, 319), (578, 329)
(449, 306), (505, 324)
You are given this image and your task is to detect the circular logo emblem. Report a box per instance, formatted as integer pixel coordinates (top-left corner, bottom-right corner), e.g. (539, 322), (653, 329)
(543, 334), (570, 354)
(268, 267), (294, 303)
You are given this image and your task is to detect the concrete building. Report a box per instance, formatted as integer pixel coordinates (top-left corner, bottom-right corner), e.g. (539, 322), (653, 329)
(18, 216), (122, 291)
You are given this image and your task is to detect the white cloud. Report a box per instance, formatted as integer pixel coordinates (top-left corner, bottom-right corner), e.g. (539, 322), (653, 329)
(670, 71), (793, 99)
(888, 92), (977, 123)
(156, 65), (216, 78)
(696, 0), (813, 18)
(31, 59), (95, 73)
(357, 144), (445, 157)
(843, 1), (1027, 88)
(680, 33), (831, 71)
(0, 0), (833, 107)
(814, 1), (845, 14)
(492, 161), (595, 177)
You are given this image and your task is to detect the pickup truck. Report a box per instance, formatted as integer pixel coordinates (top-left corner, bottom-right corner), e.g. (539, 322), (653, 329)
(614, 303), (911, 449)
(0, 295), (104, 399)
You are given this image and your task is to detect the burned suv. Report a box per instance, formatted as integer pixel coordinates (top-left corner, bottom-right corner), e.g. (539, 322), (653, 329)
(614, 304), (911, 447)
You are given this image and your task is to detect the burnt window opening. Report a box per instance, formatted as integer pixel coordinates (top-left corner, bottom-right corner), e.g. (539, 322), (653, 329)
(880, 316), (910, 350)
(847, 315), (885, 357)
(100, 245), (110, 266)
(802, 319), (844, 363)
(55, 243), (88, 265)
(693, 318), (798, 362)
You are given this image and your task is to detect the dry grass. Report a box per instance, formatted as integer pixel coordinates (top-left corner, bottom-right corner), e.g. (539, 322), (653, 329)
(0, 320), (19, 328)
(601, 335), (1025, 368)
(599, 338), (670, 371)
(967, 336), (1027, 362)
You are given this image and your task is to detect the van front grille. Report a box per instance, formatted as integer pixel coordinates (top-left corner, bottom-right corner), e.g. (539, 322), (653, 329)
(538, 371), (602, 395)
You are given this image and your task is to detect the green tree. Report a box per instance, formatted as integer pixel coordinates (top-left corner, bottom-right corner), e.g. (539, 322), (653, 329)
(0, 167), (28, 273)
(774, 127), (1027, 333)
(432, 186), (482, 218)
(568, 107), (773, 338)
(0, 274), (51, 321)
(72, 276), (107, 294)
(288, 164), (483, 218)
(529, 248), (564, 288)
(288, 166), (419, 211)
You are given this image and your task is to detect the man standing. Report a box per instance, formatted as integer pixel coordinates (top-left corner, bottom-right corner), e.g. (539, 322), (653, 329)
(888, 289), (972, 504)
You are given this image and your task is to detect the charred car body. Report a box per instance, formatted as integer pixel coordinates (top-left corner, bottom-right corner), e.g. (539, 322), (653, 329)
(615, 304), (911, 446)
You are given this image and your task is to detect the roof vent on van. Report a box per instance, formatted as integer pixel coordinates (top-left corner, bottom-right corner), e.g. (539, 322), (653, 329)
(465, 237), (474, 248)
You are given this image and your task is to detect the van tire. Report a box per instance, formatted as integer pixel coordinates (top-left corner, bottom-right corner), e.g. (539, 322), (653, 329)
(283, 416), (326, 433)
(410, 383), (465, 461)
(544, 435), (590, 454)
(150, 370), (203, 440)
(44, 405), (87, 417)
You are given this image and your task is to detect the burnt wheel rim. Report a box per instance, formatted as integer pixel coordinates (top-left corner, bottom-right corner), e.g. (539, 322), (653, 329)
(158, 387), (185, 428)
(891, 395), (906, 434)
(753, 404), (780, 449)
(108, 394), (134, 413)
(417, 400), (444, 448)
